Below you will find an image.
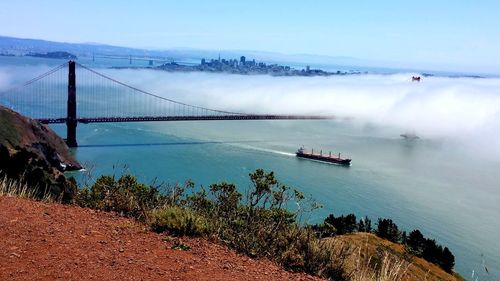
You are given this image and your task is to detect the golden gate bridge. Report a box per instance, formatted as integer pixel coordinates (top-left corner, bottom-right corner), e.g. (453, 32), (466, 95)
(0, 61), (331, 147)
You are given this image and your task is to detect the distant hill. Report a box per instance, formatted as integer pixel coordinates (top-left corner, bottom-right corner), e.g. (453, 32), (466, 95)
(0, 35), (165, 58)
(0, 35), (369, 67)
(26, 51), (77, 59)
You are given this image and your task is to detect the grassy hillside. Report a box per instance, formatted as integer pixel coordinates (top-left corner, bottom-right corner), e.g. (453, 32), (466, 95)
(333, 233), (465, 281)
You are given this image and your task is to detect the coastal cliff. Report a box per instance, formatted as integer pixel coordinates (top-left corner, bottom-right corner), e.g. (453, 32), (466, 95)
(0, 105), (81, 202)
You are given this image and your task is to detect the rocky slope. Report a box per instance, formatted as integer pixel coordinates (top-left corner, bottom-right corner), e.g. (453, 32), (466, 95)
(0, 105), (81, 201)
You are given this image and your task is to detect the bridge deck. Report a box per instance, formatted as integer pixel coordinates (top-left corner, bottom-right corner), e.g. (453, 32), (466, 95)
(36, 115), (333, 124)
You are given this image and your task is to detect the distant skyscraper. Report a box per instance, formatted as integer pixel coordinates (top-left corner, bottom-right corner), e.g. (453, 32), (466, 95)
(240, 56), (246, 65)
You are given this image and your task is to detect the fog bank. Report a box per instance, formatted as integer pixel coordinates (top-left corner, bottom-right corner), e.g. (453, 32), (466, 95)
(103, 69), (500, 146)
(2, 65), (500, 156)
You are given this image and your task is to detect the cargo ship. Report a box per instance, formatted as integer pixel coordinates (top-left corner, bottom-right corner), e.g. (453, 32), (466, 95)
(296, 146), (351, 166)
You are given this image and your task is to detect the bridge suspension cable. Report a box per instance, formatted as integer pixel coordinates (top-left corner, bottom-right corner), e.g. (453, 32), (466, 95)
(23, 63), (67, 86)
(0, 60), (331, 147)
(0, 61), (331, 125)
(75, 62), (246, 117)
(0, 63), (68, 119)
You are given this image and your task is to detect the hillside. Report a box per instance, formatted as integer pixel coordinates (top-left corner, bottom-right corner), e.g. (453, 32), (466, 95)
(0, 106), (79, 168)
(0, 195), (465, 281)
(332, 233), (465, 281)
(0, 195), (321, 281)
(0, 105), (80, 201)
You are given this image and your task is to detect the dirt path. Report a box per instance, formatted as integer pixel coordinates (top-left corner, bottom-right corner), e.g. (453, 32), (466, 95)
(0, 196), (322, 281)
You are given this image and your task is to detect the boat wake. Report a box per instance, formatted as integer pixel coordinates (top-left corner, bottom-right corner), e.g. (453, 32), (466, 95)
(233, 144), (296, 157)
(261, 148), (296, 157)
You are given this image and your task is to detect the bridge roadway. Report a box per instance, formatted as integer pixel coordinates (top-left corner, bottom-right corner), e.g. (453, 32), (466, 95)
(36, 115), (332, 124)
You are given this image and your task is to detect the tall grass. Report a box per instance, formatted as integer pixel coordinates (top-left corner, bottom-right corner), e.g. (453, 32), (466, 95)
(376, 253), (410, 281)
(0, 175), (52, 201)
(0, 175), (35, 198)
(351, 249), (411, 281)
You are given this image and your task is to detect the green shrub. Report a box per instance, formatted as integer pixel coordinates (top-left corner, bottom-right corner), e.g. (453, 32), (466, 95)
(186, 170), (313, 259)
(280, 228), (351, 280)
(177, 169), (350, 279)
(77, 169), (455, 280)
(75, 174), (167, 222)
(150, 206), (207, 236)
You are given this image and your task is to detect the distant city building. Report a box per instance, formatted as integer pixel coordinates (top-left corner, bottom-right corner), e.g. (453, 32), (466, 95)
(157, 55), (348, 77)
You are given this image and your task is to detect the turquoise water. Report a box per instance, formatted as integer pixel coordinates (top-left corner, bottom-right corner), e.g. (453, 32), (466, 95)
(2, 56), (499, 279)
(50, 120), (500, 279)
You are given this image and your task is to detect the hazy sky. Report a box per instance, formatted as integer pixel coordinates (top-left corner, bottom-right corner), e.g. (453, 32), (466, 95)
(1, 0), (499, 72)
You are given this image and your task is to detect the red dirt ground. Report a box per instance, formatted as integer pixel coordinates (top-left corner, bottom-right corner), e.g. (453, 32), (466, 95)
(0, 196), (323, 281)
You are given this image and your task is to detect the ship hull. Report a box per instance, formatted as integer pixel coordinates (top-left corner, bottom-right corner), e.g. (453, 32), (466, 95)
(296, 152), (351, 166)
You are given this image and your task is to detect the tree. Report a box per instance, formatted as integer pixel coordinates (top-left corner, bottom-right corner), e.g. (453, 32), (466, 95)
(422, 239), (441, 264)
(358, 216), (372, 232)
(343, 214), (358, 234)
(406, 229), (425, 255)
(323, 213), (358, 235)
(400, 231), (407, 244)
(376, 218), (401, 243)
(404, 229), (455, 273)
(440, 247), (455, 273)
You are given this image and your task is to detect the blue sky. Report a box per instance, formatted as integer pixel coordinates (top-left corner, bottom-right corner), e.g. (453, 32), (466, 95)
(1, 0), (499, 72)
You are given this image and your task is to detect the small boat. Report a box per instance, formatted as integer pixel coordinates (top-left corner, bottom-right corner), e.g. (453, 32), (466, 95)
(400, 132), (419, 140)
(296, 146), (351, 166)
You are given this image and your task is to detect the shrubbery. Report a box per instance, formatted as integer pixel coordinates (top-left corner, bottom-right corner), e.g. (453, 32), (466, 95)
(179, 169), (348, 277)
(74, 169), (455, 278)
(75, 169), (352, 279)
(150, 206), (207, 236)
(76, 174), (167, 221)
